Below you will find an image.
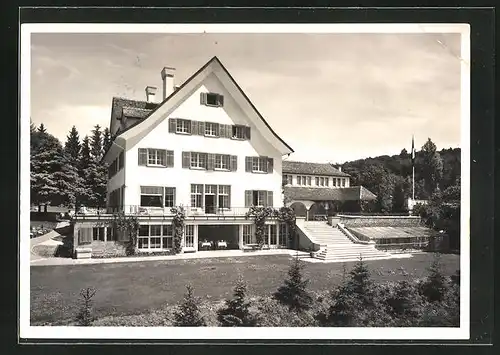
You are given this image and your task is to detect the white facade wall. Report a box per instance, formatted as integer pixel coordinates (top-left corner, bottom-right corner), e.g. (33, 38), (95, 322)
(116, 73), (283, 210)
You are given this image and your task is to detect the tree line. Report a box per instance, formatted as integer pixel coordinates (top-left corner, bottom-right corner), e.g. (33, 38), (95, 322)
(340, 138), (461, 213)
(30, 121), (112, 209)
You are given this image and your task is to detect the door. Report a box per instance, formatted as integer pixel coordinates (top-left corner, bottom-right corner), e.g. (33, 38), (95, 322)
(205, 194), (216, 214)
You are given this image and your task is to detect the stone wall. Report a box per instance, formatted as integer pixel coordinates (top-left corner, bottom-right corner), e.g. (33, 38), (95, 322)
(338, 215), (422, 228)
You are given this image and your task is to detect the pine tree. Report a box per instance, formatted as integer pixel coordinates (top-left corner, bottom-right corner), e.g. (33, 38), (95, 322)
(30, 133), (67, 206)
(102, 127), (111, 156)
(90, 125), (103, 162)
(37, 123), (47, 133)
(420, 138), (444, 198)
(87, 125), (107, 207)
(274, 255), (313, 312)
(64, 126), (81, 165)
(217, 275), (257, 327)
(419, 254), (448, 302)
(78, 136), (92, 206)
(173, 285), (206, 326)
(345, 256), (374, 306)
(30, 119), (36, 134)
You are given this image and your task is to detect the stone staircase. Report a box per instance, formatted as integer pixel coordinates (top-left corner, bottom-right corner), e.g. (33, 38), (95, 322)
(302, 221), (393, 262)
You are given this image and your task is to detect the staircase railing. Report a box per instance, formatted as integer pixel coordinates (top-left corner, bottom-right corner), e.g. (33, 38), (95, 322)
(336, 223), (374, 245)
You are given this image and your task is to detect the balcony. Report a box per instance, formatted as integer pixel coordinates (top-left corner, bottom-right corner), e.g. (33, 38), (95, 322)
(72, 205), (270, 221)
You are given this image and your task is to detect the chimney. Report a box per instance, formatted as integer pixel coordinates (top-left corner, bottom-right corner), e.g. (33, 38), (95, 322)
(338, 166), (342, 172)
(145, 86), (157, 103)
(161, 67), (176, 100)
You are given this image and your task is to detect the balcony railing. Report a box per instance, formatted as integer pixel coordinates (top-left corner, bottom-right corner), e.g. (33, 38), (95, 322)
(73, 205), (268, 220)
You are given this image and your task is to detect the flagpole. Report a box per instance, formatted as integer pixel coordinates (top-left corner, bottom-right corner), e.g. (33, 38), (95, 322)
(411, 135), (415, 201)
(412, 164), (415, 201)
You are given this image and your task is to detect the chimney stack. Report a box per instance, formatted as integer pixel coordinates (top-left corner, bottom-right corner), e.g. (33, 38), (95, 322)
(161, 67), (176, 100)
(145, 86), (158, 103)
(338, 166), (342, 172)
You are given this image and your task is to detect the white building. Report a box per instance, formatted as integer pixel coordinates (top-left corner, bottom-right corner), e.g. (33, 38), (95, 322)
(72, 56), (294, 256)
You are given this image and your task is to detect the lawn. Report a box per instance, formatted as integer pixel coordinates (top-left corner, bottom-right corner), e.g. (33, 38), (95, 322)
(30, 252), (460, 325)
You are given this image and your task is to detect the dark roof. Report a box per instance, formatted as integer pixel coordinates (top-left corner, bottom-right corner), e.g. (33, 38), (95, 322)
(122, 106), (154, 119)
(284, 186), (377, 202)
(105, 56), (293, 158)
(282, 160), (350, 177)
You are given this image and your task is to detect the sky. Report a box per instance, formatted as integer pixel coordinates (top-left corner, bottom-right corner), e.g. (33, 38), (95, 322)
(30, 32), (462, 163)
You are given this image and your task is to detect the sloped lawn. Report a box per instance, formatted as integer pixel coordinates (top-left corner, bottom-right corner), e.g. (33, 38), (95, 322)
(30, 253), (459, 325)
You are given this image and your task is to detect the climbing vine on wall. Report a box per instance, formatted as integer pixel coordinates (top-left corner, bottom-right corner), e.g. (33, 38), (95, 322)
(111, 212), (140, 256)
(245, 206), (275, 248)
(171, 206), (186, 254)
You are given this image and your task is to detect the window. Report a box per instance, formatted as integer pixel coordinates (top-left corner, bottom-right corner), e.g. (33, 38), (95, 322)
(215, 154), (230, 170)
(320, 177), (325, 186)
(243, 225), (255, 245)
(140, 186), (163, 207)
(218, 185), (230, 209)
(138, 224), (174, 250)
(205, 122), (219, 137)
(190, 152), (207, 169)
(164, 187), (175, 208)
(106, 227), (116, 241)
(118, 151), (124, 170)
(297, 175), (310, 186)
(269, 225), (277, 245)
(147, 149), (165, 166)
(191, 184), (203, 208)
(176, 119), (191, 134)
(252, 191), (266, 207)
(341, 178), (346, 187)
(252, 157), (267, 173)
(232, 125), (246, 139)
(307, 176), (311, 186)
(333, 178), (337, 187)
(201, 92), (224, 107)
(185, 225), (194, 248)
(92, 227), (105, 241)
(283, 174), (292, 186)
(315, 177), (319, 186)
(325, 177), (329, 187)
(279, 224), (288, 247)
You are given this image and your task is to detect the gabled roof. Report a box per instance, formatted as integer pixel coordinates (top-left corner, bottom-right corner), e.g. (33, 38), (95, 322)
(109, 97), (159, 130)
(103, 56), (293, 161)
(282, 160), (350, 177)
(284, 186), (377, 202)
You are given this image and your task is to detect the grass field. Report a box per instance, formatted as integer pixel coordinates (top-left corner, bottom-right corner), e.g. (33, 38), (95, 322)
(30, 252), (460, 325)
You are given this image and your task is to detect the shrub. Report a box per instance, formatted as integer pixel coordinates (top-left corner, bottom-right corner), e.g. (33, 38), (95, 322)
(255, 297), (317, 327)
(76, 287), (96, 326)
(419, 254), (448, 302)
(274, 255), (313, 312)
(217, 275), (258, 327)
(173, 285), (206, 326)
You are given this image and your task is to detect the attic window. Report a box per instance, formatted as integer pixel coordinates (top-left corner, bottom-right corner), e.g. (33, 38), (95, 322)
(200, 92), (224, 107)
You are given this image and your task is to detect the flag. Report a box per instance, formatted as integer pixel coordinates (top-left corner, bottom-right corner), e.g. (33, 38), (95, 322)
(411, 135), (415, 166)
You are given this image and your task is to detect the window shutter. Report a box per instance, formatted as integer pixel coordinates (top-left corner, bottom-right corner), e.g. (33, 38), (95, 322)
(230, 155), (238, 172)
(166, 150), (174, 167)
(245, 190), (252, 208)
(182, 152), (191, 169)
(245, 126), (251, 140)
(172, 187), (176, 206)
(218, 94), (224, 107)
(200, 93), (207, 105)
(198, 121), (205, 136)
(218, 123), (227, 138)
(227, 125), (233, 138)
(245, 157), (252, 172)
(267, 191), (274, 207)
(169, 118), (177, 133)
(227, 186), (231, 208)
(191, 121), (198, 135)
(214, 123), (220, 137)
(138, 148), (147, 166)
(187, 120), (192, 135)
(267, 157), (274, 174)
(207, 153), (215, 170)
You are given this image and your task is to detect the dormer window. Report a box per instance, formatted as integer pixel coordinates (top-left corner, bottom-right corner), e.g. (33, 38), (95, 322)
(200, 92), (224, 107)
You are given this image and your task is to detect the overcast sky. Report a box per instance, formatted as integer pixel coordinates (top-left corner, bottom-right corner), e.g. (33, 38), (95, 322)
(30, 32), (462, 163)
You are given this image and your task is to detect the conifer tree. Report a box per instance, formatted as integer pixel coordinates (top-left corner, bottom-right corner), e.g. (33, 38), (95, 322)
(274, 255), (313, 312)
(217, 275), (257, 326)
(37, 123), (47, 133)
(78, 136), (92, 206)
(419, 254), (448, 302)
(90, 124), (103, 162)
(173, 285), (206, 326)
(87, 125), (107, 207)
(64, 125), (81, 165)
(102, 127), (112, 156)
